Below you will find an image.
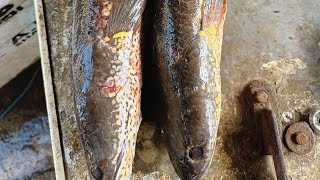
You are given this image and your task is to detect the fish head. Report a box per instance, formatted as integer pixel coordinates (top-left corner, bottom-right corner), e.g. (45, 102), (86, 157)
(164, 92), (219, 180)
(163, 40), (221, 178)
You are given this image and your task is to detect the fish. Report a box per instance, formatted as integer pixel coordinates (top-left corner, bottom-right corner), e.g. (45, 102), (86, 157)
(71, 0), (146, 179)
(154, 0), (227, 179)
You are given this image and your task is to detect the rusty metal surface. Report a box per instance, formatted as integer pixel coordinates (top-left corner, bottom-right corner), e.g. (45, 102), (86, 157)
(260, 110), (288, 180)
(244, 80), (289, 180)
(285, 122), (315, 155)
(44, 0), (320, 179)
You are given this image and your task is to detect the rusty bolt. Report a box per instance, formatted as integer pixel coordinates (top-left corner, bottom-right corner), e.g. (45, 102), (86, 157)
(255, 91), (269, 103)
(295, 132), (307, 145)
(285, 121), (315, 154)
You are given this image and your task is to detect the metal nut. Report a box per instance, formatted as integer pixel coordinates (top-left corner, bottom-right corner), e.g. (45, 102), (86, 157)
(281, 111), (294, 123)
(309, 108), (320, 134)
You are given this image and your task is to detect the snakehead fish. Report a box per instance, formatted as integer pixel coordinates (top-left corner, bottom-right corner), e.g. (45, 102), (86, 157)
(71, 0), (146, 179)
(154, 0), (227, 179)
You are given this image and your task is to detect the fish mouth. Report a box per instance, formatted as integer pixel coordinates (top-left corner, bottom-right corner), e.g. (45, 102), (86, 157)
(191, 173), (203, 180)
(188, 164), (210, 180)
(183, 170), (205, 180)
(188, 164), (209, 180)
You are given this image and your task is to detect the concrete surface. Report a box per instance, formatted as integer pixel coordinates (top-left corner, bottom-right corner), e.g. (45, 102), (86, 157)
(0, 63), (55, 179)
(43, 0), (320, 179)
(213, 0), (320, 179)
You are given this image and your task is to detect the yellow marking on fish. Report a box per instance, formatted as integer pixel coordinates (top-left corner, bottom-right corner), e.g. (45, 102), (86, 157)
(215, 95), (221, 106)
(103, 36), (110, 42)
(200, 26), (218, 36)
(103, 1), (112, 9)
(102, 8), (110, 16)
(199, 31), (206, 37)
(113, 31), (130, 38)
(116, 40), (124, 48)
(200, 28), (216, 47)
(200, 25), (223, 65)
(102, 0), (110, 5)
(207, 27), (217, 35)
(214, 95), (221, 120)
(102, 1), (112, 16)
(214, 108), (220, 120)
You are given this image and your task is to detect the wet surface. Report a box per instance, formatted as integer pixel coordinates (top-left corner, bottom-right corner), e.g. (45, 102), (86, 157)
(0, 116), (54, 179)
(0, 63), (54, 179)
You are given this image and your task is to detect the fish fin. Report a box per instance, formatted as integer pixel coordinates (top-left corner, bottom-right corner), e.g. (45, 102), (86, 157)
(105, 0), (147, 35)
(201, 0), (227, 32)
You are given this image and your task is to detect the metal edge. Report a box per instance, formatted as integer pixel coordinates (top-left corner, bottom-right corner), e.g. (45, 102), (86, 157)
(34, 0), (66, 179)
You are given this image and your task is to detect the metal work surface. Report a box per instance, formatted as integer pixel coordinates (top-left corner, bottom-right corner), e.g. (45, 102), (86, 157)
(44, 0), (320, 179)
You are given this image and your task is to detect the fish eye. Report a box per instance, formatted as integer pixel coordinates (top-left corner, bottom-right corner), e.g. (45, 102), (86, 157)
(189, 147), (204, 161)
(91, 166), (103, 180)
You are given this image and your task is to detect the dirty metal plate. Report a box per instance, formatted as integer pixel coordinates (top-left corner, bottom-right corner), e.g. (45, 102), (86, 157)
(44, 0), (320, 179)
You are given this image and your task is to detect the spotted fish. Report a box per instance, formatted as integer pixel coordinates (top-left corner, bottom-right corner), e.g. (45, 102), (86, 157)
(154, 0), (227, 179)
(71, 0), (146, 179)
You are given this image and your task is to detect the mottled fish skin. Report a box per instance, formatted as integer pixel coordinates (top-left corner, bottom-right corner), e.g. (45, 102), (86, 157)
(154, 0), (227, 179)
(71, 0), (146, 179)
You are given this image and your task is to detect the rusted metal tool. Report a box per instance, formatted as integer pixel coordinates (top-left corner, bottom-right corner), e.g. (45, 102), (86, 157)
(246, 80), (289, 180)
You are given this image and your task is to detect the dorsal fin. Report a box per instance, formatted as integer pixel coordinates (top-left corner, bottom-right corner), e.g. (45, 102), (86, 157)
(201, 0), (227, 32)
(101, 0), (146, 36)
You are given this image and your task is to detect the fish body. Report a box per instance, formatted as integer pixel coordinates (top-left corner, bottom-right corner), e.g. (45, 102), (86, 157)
(154, 0), (227, 179)
(71, 0), (146, 179)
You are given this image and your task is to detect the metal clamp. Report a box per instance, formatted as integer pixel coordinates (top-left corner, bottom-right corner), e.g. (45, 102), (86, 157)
(245, 80), (289, 180)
